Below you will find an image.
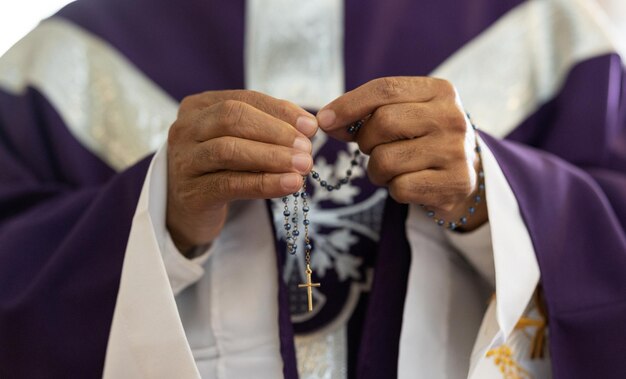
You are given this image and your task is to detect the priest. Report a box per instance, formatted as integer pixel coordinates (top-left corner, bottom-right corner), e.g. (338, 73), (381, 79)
(0, 0), (625, 378)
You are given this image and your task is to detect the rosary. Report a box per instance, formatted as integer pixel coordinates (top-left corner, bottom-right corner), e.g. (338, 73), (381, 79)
(282, 117), (484, 312)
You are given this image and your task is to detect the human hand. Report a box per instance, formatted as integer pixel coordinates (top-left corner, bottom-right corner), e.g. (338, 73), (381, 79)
(316, 77), (487, 230)
(167, 90), (318, 253)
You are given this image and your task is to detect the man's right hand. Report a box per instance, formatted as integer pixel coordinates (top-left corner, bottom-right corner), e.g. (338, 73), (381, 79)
(166, 90), (318, 253)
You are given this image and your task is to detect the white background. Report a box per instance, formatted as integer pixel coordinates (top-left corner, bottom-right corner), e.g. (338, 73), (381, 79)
(0, 0), (74, 56)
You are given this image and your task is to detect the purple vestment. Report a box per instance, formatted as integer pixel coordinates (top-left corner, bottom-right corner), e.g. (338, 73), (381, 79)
(0, 0), (624, 378)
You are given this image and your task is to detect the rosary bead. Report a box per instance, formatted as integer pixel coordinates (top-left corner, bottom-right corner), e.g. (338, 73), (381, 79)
(291, 217), (298, 223)
(305, 243), (312, 251)
(293, 192), (300, 197)
(303, 206), (310, 212)
(327, 185), (334, 191)
(303, 219), (310, 225)
(286, 237), (294, 245)
(334, 184), (341, 190)
(418, 112), (484, 233)
(301, 192), (309, 198)
(282, 197), (289, 203)
(283, 210), (291, 217)
(346, 169), (352, 176)
(320, 180), (327, 187)
(284, 223), (291, 230)
(293, 230), (300, 237)
(312, 172), (319, 179)
(351, 160), (358, 166)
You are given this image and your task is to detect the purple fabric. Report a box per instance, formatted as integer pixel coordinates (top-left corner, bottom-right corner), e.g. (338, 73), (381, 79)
(356, 197), (411, 379)
(0, 88), (151, 377)
(1, 0), (624, 378)
(56, 0), (521, 101)
(482, 54), (626, 378)
(265, 201), (299, 379)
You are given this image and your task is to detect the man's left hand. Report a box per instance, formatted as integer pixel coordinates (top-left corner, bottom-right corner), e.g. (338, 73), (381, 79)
(316, 77), (487, 230)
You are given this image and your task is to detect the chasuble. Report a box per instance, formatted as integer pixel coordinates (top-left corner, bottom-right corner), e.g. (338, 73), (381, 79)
(0, 1), (625, 378)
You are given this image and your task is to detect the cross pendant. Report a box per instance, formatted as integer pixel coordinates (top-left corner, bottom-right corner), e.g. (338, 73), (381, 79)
(298, 264), (321, 312)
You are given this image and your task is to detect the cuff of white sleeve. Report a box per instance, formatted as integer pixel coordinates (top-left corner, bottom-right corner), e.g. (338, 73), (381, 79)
(445, 222), (495, 288)
(162, 233), (214, 295)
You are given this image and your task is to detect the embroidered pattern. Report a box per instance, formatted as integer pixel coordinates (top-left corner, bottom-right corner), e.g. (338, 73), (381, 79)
(486, 345), (532, 379)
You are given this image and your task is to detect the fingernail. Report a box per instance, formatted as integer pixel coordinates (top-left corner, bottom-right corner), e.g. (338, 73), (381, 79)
(293, 136), (311, 152)
(317, 109), (336, 129)
(280, 173), (301, 190)
(295, 116), (318, 136)
(292, 153), (312, 173)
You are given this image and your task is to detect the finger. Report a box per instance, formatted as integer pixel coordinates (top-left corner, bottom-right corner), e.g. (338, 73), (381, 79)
(356, 102), (445, 154)
(388, 169), (473, 212)
(190, 137), (313, 175)
(188, 100), (313, 153)
(317, 77), (455, 140)
(366, 137), (449, 186)
(200, 171), (303, 203)
(181, 90), (318, 137)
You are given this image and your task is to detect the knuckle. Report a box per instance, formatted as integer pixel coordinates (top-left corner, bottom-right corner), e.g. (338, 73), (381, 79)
(256, 173), (268, 194)
(211, 138), (238, 166)
(444, 140), (467, 163)
(446, 109), (467, 132)
(374, 106), (395, 128)
(389, 184), (410, 204)
(389, 177), (413, 204)
(217, 99), (246, 128)
(167, 120), (185, 144)
(376, 77), (405, 100)
(434, 78), (457, 99)
(366, 160), (384, 186)
(275, 99), (297, 120)
(235, 89), (258, 104)
(178, 94), (199, 115)
(369, 147), (394, 177)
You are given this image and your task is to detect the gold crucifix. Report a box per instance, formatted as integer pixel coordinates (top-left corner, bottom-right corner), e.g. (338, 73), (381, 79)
(298, 264), (320, 312)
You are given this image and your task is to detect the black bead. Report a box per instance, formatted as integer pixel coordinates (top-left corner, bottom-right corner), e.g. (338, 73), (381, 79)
(312, 172), (319, 179)
(320, 180), (327, 187)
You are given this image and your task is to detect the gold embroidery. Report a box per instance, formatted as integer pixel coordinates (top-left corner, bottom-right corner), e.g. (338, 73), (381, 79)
(487, 289), (548, 378)
(486, 345), (532, 379)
